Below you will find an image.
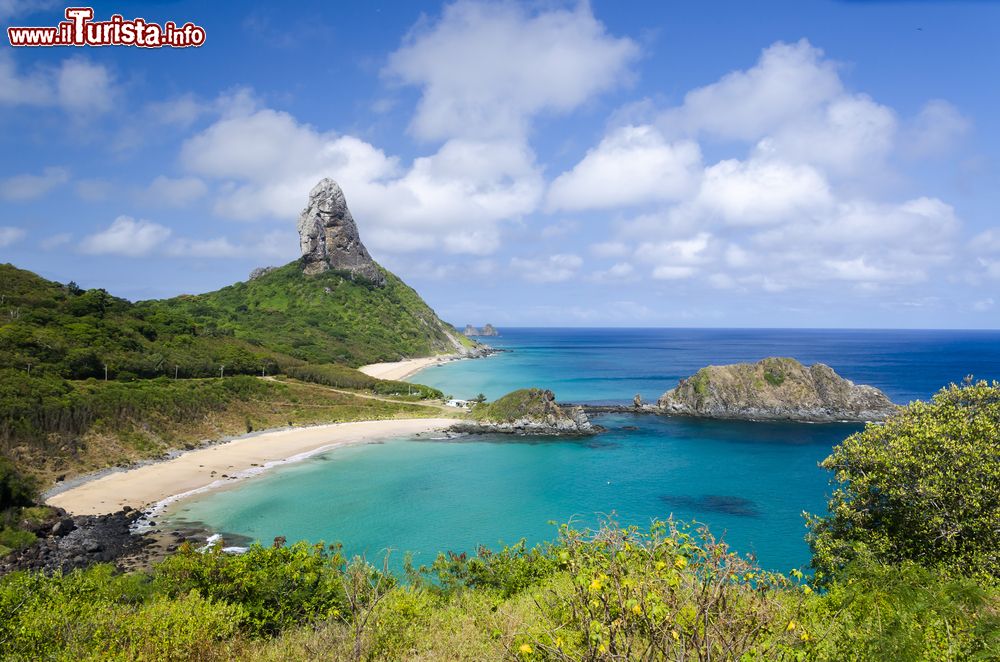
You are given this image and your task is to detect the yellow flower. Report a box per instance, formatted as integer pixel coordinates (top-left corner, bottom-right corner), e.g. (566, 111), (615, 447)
(590, 578), (603, 591)
(598, 643), (607, 653)
(803, 586), (813, 595)
(555, 637), (564, 649)
(632, 603), (643, 615)
(800, 632), (811, 642)
(655, 560), (667, 571)
(671, 630), (680, 641)
(519, 643), (533, 654)
(786, 620), (797, 632)
(674, 555), (688, 570)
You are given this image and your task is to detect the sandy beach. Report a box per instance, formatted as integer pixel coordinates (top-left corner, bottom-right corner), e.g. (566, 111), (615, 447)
(358, 355), (457, 381)
(46, 418), (455, 516)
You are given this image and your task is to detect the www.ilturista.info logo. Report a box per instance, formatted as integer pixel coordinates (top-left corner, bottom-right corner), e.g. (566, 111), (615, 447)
(7, 7), (206, 48)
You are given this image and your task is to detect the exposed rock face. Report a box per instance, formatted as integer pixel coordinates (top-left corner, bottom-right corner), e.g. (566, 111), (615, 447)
(463, 323), (499, 337)
(297, 178), (385, 286)
(248, 266), (276, 281)
(452, 388), (599, 435)
(656, 357), (898, 422)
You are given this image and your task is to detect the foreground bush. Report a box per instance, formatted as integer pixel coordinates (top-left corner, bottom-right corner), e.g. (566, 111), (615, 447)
(0, 520), (997, 660)
(808, 380), (1000, 583)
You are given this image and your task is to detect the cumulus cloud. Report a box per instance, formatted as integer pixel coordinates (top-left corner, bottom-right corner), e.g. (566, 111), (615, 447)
(547, 126), (702, 211)
(180, 105), (543, 255)
(0, 0), (57, 21)
(0, 226), (26, 247)
(384, 0), (638, 141)
(659, 39), (843, 142)
(903, 99), (971, 158)
(510, 253), (583, 282)
(550, 38), (972, 294)
(80, 216), (172, 257)
(0, 166), (69, 201)
(0, 53), (116, 115)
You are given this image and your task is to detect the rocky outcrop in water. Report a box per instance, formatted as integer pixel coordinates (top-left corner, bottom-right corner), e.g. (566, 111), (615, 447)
(656, 357), (898, 422)
(452, 388), (599, 435)
(297, 178), (385, 286)
(463, 324), (499, 337)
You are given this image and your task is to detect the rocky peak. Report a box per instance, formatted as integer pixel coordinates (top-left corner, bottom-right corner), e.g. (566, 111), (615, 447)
(297, 178), (385, 286)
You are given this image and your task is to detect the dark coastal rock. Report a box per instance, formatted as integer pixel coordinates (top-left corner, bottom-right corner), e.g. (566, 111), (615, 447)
(656, 357), (898, 422)
(452, 388), (600, 436)
(297, 178), (385, 286)
(0, 509), (153, 576)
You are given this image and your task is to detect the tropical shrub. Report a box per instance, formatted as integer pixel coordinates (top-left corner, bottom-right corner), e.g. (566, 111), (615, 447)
(808, 380), (1000, 582)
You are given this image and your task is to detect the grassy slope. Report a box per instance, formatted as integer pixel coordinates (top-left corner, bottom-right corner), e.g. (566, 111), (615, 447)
(144, 262), (464, 367)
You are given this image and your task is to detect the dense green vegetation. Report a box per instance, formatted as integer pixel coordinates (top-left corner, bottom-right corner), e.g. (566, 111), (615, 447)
(0, 262), (460, 484)
(0, 518), (995, 661)
(142, 263), (466, 367)
(807, 379), (1000, 583)
(473, 388), (559, 422)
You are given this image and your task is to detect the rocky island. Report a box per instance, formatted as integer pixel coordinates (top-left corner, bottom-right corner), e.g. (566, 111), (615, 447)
(452, 388), (598, 435)
(463, 324), (499, 337)
(657, 357), (899, 422)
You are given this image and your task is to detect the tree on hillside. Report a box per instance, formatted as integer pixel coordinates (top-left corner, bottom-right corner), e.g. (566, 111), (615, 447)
(808, 379), (1000, 583)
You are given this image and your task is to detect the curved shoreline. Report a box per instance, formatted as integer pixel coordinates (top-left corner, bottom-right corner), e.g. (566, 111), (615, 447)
(45, 418), (455, 516)
(358, 354), (462, 381)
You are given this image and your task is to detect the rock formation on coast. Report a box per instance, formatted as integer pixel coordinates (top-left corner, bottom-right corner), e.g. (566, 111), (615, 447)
(297, 178), (385, 286)
(463, 324), (499, 337)
(657, 357), (898, 422)
(452, 388), (598, 435)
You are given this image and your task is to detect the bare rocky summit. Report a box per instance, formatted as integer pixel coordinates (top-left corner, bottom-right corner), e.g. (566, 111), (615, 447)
(297, 178), (385, 286)
(657, 357), (898, 422)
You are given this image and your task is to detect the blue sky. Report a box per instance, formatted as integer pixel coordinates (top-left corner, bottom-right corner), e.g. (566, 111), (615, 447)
(1, 0), (998, 328)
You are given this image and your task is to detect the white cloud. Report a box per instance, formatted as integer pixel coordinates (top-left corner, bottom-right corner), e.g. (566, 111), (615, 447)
(973, 298), (994, 312)
(0, 226), (26, 247)
(547, 126), (702, 211)
(138, 176), (207, 207)
(0, 53), (116, 115)
(181, 105), (543, 255)
(694, 157), (832, 226)
(590, 241), (629, 258)
(165, 230), (296, 261)
(636, 233), (713, 280)
(590, 261), (637, 283)
(659, 39), (843, 142)
(510, 253), (582, 282)
(57, 57), (115, 114)
(80, 216), (173, 257)
(384, 0), (638, 141)
(904, 99), (971, 158)
(0, 166), (69, 201)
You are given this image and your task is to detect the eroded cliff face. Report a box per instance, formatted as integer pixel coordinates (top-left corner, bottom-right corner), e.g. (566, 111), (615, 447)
(657, 357), (898, 422)
(297, 178), (385, 286)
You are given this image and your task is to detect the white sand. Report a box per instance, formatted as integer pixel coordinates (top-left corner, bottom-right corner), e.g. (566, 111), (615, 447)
(358, 355), (456, 381)
(46, 418), (454, 516)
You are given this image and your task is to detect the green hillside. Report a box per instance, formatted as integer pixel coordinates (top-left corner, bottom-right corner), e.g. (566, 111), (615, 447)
(143, 262), (470, 367)
(0, 260), (466, 483)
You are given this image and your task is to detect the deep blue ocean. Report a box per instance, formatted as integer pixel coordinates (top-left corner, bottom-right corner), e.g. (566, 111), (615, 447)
(164, 329), (1000, 573)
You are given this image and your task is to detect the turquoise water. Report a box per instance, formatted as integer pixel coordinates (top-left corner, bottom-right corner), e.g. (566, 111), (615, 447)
(165, 328), (1000, 572)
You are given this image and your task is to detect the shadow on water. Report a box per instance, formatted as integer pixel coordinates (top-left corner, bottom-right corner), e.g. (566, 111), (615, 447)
(662, 494), (762, 518)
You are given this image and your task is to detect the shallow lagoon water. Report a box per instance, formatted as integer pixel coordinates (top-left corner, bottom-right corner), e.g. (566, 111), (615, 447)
(165, 328), (1000, 572)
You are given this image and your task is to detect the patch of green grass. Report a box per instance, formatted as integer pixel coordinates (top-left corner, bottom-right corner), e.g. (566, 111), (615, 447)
(472, 388), (555, 423)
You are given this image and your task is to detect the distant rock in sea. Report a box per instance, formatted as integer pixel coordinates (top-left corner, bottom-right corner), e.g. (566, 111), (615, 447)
(453, 388), (598, 435)
(297, 178), (385, 286)
(463, 323), (499, 337)
(656, 357), (898, 422)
